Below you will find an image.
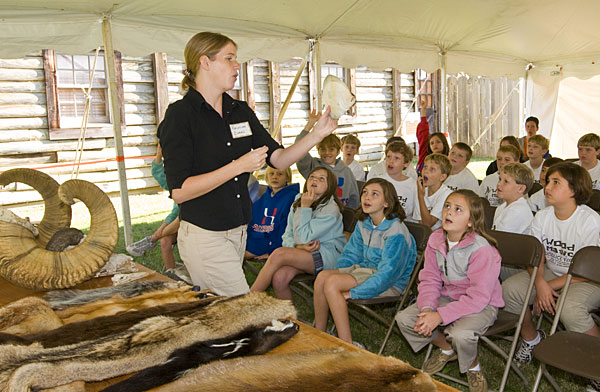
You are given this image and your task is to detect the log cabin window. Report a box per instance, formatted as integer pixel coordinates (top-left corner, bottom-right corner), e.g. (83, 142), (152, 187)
(55, 53), (110, 126)
(321, 62), (357, 123)
(43, 49), (125, 140)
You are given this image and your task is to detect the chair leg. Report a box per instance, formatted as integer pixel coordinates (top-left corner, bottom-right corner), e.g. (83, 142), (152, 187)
(480, 336), (528, 389)
(378, 318), (397, 355)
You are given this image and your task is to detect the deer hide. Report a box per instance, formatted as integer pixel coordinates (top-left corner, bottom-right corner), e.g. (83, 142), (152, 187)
(0, 297), (63, 336)
(155, 348), (437, 392)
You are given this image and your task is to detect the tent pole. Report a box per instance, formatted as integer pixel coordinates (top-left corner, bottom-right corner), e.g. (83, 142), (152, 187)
(102, 16), (133, 247)
(439, 51), (447, 135)
(314, 39), (322, 110)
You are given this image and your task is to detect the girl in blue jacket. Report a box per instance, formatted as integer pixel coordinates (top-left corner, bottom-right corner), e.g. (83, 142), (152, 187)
(314, 177), (417, 345)
(245, 166), (299, 259)
(251, 166), (346, 301)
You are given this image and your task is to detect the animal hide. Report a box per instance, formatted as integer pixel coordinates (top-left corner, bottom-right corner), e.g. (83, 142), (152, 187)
(102, 320), (299, 392)
(0, 297), (63, 336)
(53, 286), (208, 324)
(45, 228), (84, 251)
(153, 348), (437, 392)
(44, 281), (184, 310)
(0, 295), (221, 348)
(321, 74), (356, 119)
(0, 292), (296, 392)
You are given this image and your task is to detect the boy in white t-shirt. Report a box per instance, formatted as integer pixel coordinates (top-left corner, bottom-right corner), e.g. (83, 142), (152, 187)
(368, 136), (418, 180)
(529, 157), (564, 212)
(374, 141), (419, 222)
(479, 145), (520, 207)
(413, 153), (453, 230)
(445, 142), (479, 193)
(341, 134), (366, 182)
(502, 163), (600, 380)
(575, 133), (600, 190)
(523, 134), (549, 183)
(493, 163), (534, 234)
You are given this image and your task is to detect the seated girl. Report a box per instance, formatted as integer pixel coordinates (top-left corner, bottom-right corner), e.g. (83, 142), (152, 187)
(250, 166), (346, 300)
(245, 166), (299, 259)
(313, 178), (417, 346)
(396, 190), (503, 392)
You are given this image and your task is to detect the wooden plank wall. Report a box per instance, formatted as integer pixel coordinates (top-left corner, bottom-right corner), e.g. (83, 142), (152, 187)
(447, 75), (522, 157)
(3, 50), (522, 207)
(0, 54), (160, 205)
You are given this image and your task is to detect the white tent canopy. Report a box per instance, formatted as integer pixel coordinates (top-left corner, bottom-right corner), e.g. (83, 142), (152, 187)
(1, 0), (600, 79)
(1, 0), (599, 240)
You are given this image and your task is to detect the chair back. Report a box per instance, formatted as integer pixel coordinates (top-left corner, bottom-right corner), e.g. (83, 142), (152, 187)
(489, 230), (543, 268)
(405, 221), (432, 253)
(257, 184), (268, 198)
(357, 180), (366, 192)
(585, 189), (600, 212)
(483, 203), (496, 231)
(569, 246), (600, 284)
(342, 207), (358, 233)
(528, 182), (543, 197)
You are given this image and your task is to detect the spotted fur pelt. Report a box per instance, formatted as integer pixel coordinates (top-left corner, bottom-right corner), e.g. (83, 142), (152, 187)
(44, 281), (184, 310)
(0, 294), (220, 348)
(102, 320), (299, 392)
(0, 292), (296, 392)
(157, 348), (437, 392)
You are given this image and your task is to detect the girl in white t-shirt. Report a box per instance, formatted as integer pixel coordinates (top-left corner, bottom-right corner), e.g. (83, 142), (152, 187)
(502, 163), (600, 368)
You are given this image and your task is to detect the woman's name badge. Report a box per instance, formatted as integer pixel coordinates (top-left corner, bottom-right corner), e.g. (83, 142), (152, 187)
(230, 122), (252, 139)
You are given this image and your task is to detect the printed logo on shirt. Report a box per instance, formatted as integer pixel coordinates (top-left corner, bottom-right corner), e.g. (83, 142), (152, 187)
(398, 195), (408, 208)
(337, 177), (344, 199)
(230, 122), (252, 138)
(251, 207), (278, 233)
(541, 235), (576, 271)
(483, 186), (499, 205)
(447, 185), (459, 191)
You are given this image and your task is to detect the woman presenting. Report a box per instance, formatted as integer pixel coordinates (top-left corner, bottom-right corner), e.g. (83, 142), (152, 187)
(159, 32), (338, 296)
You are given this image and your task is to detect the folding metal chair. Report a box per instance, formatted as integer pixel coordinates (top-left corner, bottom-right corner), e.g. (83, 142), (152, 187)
(288, 206), (359, 309)
(585, 189), (600, 212)
(421, 230), (543, 391)
(532, 246), (600, 392)
(347, 221), (431, 355)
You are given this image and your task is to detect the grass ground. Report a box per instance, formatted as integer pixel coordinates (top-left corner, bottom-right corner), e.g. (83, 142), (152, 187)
(8, 168), (589, 392)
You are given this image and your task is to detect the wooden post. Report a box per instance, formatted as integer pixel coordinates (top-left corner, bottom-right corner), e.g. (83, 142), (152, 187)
(439, 52), (447, 136)
(42, 50), (60, 130)
(245, 61), (255, 111)
(392, 68), (402, 135)
(152, 52), (169, 124)
(102, 16), (133, 246)
(314, 40), (322, 110)
(268, 61), (281, 141)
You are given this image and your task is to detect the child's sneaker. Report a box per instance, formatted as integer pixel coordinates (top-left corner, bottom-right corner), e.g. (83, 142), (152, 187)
(126, 236), (156, 257)
(586, 379), (600, 392)
(352, 340), (367, 350)
(164, 267), (193, 285)
(422, 349), (458, 374)
(514, 329), (546, 364)
(466, 369), (488, 392)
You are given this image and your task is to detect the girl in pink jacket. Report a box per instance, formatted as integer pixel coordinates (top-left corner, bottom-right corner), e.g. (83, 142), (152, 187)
(396, 189), (503, 392)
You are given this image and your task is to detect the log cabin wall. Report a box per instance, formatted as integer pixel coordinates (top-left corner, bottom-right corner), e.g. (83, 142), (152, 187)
(0, 51), (425, 207)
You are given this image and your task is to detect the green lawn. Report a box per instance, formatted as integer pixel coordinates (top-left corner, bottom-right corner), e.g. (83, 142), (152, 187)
(9, 190), (588, 392)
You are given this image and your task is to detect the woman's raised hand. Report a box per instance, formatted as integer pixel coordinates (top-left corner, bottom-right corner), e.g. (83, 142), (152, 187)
(311, 106), (338, 139)
(236, 146), (268, 173)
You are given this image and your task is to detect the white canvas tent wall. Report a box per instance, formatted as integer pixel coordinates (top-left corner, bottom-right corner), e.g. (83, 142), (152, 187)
(1, 0), (599, 233)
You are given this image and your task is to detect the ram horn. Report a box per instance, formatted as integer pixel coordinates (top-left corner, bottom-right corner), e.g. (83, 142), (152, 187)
(0, 168), (71, 246)
(0, 179), (118, 290)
